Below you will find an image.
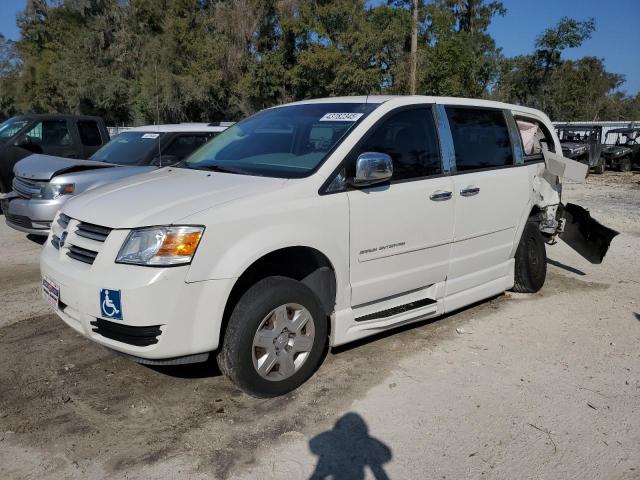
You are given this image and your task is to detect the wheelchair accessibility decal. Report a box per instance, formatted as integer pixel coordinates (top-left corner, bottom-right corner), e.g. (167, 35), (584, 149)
(100, 289), (123, 320)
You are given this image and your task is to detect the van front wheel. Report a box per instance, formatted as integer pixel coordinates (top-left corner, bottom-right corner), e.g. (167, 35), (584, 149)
(217, 276), (328, 398)
(512, 221), (547, 293)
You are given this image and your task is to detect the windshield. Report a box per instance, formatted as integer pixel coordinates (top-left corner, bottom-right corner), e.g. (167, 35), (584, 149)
(0, 117), (30, 140)
(606, 131), (639, 145)
(184, 103), (378, 178)
(90, 131), (165, 165)
(557, 129), (598, 143)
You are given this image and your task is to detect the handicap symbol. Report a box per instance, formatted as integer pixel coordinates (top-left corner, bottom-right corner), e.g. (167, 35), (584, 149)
(100, 289), (122, 320)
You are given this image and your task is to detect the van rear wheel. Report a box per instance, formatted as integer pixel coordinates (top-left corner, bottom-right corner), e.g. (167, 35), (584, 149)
(512, 221), (547, 293)
(217, 276), (328, 398)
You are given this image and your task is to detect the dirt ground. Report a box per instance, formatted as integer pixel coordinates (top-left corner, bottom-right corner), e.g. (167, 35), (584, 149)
(1, 172), (639, 480)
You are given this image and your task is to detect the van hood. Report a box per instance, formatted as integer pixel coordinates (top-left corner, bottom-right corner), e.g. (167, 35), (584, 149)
(62, 167), (287, 228)
(14, 154), (116, 181)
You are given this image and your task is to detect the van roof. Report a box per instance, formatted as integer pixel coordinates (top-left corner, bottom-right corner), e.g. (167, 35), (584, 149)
(279, 95), (550, 121)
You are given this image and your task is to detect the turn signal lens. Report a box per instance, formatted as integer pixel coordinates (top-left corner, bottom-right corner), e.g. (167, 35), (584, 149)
(156, 230), (203, 257)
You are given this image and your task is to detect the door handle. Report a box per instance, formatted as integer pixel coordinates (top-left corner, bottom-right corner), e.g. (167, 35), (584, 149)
(460, 186), (480, 197)
(430, 190), (452, 201)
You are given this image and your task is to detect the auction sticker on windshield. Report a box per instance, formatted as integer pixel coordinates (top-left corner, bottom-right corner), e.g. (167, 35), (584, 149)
(141, 133), (160, 139)
(42, 276), (60, 309)
(319, 113), (364, 122)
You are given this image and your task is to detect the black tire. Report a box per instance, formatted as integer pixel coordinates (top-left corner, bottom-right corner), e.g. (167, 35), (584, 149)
(217, 276), (328, 398)
(620, 157), (631, 172)
(512, 220), (547, 293)
(594, 157), (605, 175)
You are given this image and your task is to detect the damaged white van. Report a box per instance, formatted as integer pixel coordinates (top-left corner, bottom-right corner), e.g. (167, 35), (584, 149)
(40, 96), (617, 397)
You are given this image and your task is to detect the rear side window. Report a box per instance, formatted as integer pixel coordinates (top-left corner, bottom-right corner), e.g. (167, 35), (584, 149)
(355, 108), (442, 181)
(25, 120), (72, 147)
(445, 107), (513, 172)
(516, 117), (555, 161)
(77, 121), (103, 146)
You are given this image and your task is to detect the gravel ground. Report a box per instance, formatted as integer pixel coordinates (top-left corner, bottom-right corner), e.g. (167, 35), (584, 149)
(0, 172), (639, 480)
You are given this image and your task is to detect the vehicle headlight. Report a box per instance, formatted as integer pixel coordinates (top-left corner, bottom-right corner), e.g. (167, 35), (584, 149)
(116, 226), (204, 266)
(38, 183), (74, 199)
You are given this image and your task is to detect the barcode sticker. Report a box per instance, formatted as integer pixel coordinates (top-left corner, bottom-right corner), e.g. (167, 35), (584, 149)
(141, 133), (160, 139)
(319, 113), (364, 122)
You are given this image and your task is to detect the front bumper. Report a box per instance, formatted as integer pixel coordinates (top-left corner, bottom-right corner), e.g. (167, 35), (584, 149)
(3, 193), (63, 235)
(40, 223), (235, 360)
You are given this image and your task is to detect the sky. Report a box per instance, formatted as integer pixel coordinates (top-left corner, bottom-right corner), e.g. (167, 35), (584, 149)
(0, 0), (638, 94)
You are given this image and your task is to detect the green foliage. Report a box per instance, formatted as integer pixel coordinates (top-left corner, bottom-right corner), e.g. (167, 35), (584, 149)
(492, 16), (637, 121)
(0, 0), (637, 123)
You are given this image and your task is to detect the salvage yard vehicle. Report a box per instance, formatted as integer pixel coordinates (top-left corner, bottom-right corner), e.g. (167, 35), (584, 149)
(40, 96), (617, 397)
(555, 124), (604, 174)
(602, 127), (640, 171)
(0, 114), (109, 194)
(2, 123), (229, 235)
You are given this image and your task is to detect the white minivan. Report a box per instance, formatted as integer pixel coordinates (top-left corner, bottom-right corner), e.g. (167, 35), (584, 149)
(40, 96), (616, 397)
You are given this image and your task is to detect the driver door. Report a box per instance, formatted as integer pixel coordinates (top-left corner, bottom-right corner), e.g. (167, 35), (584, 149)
(346, 107), (455, 306)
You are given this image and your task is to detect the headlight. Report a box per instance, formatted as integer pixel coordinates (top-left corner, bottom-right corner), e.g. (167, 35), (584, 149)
(38, 183), (74, 199)
(116, 226), (204, 266)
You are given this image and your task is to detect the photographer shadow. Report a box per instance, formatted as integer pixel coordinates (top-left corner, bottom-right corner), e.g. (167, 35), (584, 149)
(309, 412), (392, 480)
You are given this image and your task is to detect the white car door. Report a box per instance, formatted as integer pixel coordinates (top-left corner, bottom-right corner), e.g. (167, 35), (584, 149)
(343, 107), (455, 307)
(443, 106), (530, 296)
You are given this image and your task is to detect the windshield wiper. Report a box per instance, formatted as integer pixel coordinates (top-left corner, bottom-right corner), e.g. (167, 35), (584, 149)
(198, 164), (262, 176)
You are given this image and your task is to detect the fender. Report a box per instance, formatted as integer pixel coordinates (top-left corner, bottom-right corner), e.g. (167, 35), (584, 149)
(185, 193), (351, 309)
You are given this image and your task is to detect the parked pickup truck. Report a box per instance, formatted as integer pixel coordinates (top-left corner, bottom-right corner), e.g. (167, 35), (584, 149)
(0, 114), (109, 194)
(40, 96), (617, 397)
(3, 123), (230, 235)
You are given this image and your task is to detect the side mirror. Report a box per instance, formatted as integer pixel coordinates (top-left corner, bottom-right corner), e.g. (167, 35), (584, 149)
(14, 134), (31, 148)
(349, 152), (393, 188)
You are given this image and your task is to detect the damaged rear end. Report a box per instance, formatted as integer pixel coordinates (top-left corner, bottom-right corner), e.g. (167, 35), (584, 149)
(536, 143), (619, 264)
(517, 114), (618, 265)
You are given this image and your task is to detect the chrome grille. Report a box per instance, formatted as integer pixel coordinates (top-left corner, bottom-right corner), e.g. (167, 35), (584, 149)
(66, 245), (99, 265)
(76, 221), (112, 242)
(12, 177), (43, 199)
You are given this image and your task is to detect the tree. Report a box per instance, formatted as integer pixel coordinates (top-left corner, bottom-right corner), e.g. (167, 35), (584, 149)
(417, 0), (505, 97)
(0, 34), (21, 120)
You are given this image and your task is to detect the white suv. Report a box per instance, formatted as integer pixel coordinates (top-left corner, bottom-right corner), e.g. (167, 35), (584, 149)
(40, 96), (615, 397)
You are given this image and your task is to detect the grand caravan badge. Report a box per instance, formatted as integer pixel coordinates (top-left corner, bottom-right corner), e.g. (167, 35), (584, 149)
(359, 241), (406, 256)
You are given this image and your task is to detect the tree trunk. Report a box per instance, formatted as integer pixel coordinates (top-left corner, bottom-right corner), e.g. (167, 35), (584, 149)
(409, 0), (418, 95)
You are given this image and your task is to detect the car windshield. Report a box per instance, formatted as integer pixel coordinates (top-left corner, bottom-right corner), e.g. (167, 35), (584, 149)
(606, 131), (639, 145)
(557, 129), (596, 143)
(90, 131), (165, 166)
(0, 117), (30, 140)
(184, 102), (378, 178)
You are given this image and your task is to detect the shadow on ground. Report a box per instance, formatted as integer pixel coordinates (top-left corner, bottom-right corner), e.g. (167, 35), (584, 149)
(309, 412), (392, 480)
(26, 234), (47, 245)
(547, 258), (586, 276)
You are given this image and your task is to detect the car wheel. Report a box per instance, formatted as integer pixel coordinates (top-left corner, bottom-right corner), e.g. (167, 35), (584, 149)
(217, 276), (328, 398)
(620, 157), (631, 172)
(512, 220), (547, 293)
(594, 158), (605, 175)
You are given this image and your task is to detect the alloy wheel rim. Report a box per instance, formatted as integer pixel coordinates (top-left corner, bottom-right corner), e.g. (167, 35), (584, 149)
(252, 303), (315, 381)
